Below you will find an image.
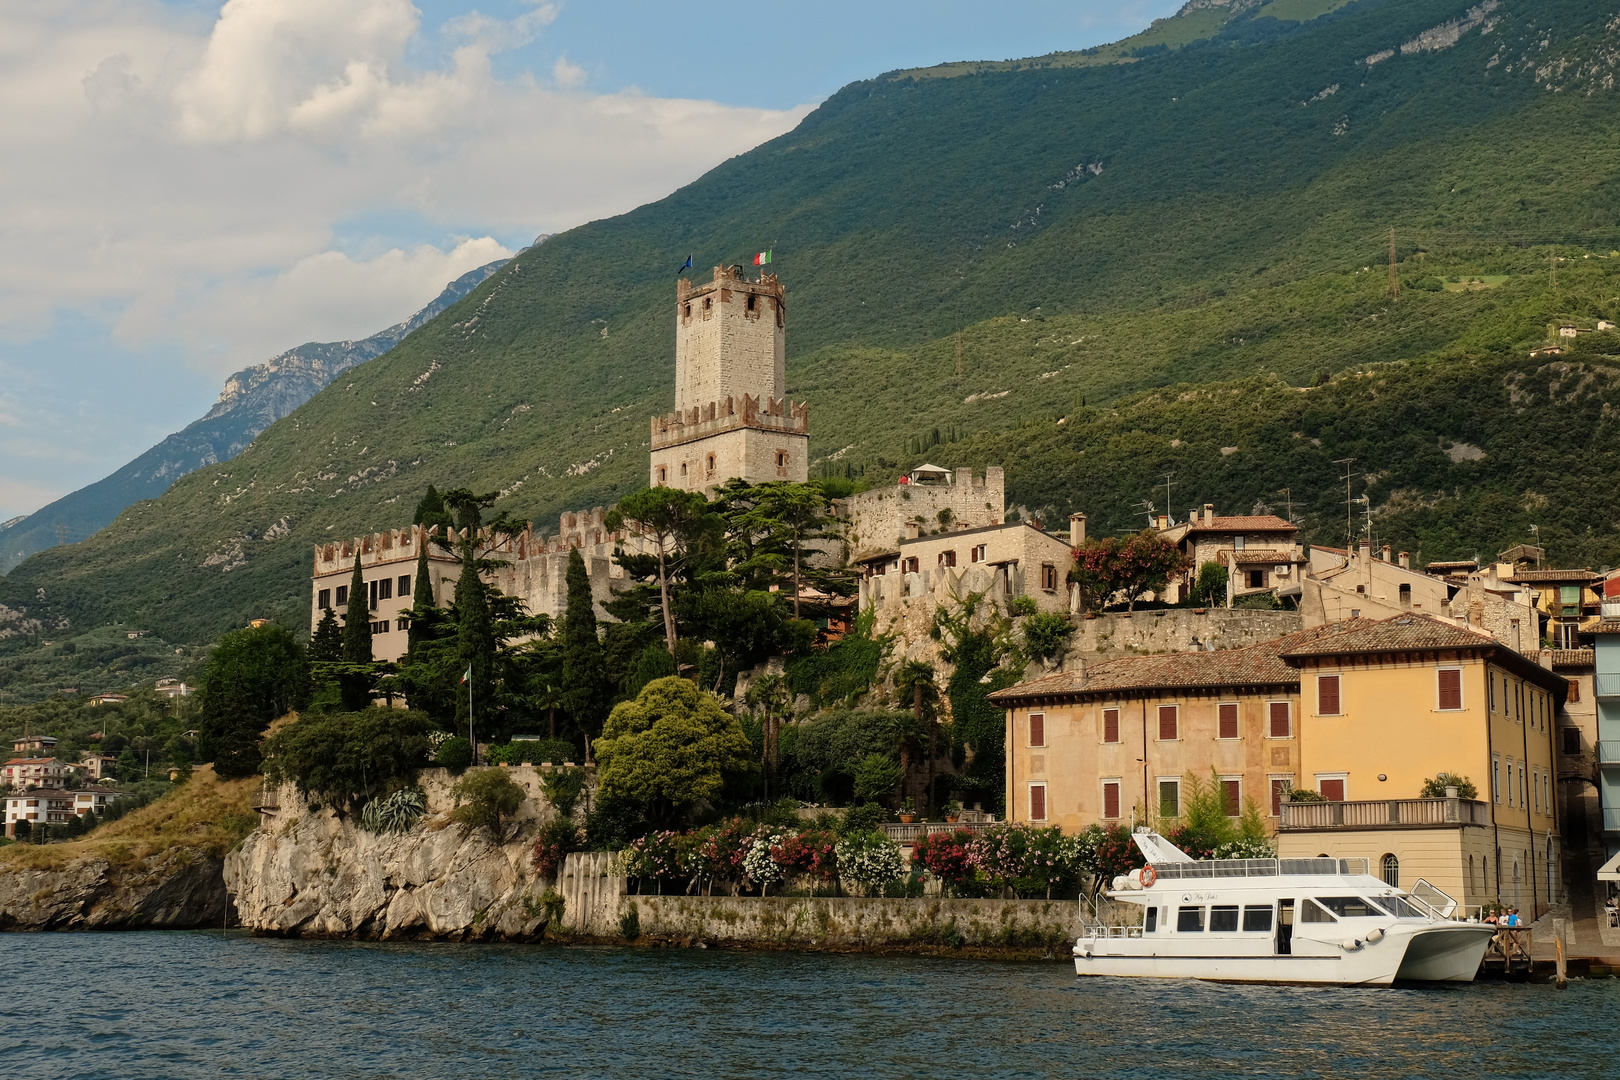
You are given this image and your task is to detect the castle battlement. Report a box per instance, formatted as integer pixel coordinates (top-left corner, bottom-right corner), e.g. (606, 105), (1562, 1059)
(312, 510), (647, 580)
(650, 393), (809, 451)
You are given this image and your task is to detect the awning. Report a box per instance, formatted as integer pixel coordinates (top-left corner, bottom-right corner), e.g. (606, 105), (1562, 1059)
(1598, 850), (1620, 882)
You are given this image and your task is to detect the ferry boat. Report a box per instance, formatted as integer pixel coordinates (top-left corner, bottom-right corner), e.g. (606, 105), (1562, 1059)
(1074, 830), (1496, 985)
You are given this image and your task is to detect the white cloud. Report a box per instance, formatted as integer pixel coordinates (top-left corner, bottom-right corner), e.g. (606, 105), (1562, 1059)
(0, 0), (811, 376)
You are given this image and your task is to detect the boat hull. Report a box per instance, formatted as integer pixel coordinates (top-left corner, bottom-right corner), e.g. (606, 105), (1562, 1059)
(1393, 925), (1496, 982)
(1073, 949), (1401, 985)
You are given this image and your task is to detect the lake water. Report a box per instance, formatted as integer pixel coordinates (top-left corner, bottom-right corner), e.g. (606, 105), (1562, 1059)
(1, 932), (1614, 1079)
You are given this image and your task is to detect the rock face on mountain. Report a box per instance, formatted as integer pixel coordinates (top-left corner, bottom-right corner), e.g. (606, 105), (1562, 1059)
(0, 259), (507, 574)
(0, 847), (230, 931)
(225, 768), (561, 941)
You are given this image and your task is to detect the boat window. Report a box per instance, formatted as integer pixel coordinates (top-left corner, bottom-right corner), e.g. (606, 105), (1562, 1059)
(1314, 896), (1384, 919)
(1145, 907), (1158, 934)
(1209, 905), (1239, 932)
(1300, 899), (1337, 923)
(1242, 906), (1273, 932)
(1176, 906), (1205, 932)
(1373, 895), (1429, 919)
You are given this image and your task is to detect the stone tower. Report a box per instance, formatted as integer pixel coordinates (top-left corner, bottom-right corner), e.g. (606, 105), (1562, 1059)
(649, 265), (809, 492)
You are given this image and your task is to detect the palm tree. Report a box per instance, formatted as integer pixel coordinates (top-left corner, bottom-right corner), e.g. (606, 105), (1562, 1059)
(896, 660), (940, 814)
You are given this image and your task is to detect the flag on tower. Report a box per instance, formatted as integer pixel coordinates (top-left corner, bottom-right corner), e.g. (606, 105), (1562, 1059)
(676, 254), (693, 277)
(752, 250), (772, 266)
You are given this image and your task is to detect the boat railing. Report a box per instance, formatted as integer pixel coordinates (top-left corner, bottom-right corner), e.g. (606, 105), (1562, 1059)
(1079, 924), (1146, 940)
(1151, 856), (1370, 880)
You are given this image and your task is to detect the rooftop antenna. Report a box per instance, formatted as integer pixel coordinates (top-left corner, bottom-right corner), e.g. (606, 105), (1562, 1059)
(1135, 499), (1157, 527)
(1333, 458), (1358, 548)
(1161, 474), (1176, 526)
(1529, 525), (1541, 568)
(1354, 494), (1373, 546)
(1276, 487), (1297, 526)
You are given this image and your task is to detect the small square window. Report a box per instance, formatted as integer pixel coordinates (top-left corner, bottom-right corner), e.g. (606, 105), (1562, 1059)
(1218, 702), (1238, 740)
(1102, 707), (1120, 743)
(398, 575), (411, 597)
(335, 585), (348, 606)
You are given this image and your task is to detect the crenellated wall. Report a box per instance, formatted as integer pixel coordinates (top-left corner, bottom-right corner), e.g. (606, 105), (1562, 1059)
(840, 467), (1006, 561)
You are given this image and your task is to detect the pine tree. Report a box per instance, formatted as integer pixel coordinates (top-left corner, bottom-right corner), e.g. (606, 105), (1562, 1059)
(560, 548), (606, 757)
(309, 606), (343, 662)
(454, 542), (495, 748)
(339, 554), (374, 711)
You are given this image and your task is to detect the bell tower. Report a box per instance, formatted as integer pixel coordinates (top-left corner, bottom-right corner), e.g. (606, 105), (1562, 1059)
(650, 265), (808, 493)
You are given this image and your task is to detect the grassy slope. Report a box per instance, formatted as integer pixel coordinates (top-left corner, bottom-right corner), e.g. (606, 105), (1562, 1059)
(2, 0), (1620, 687)
(0, 767), (260, 870)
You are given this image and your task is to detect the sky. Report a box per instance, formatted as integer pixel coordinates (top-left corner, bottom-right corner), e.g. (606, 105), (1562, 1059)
(0, 0), (1182, 524)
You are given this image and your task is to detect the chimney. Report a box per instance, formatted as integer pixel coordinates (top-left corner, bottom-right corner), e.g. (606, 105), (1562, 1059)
(904, 521), (920, 540)
(1358, 541), (1371, 561)
(1070, 512), (1086, 546)
(1398, 551), (1410, 569)
(1157, 514), (1169, 531)
(1381, 545), (1392, 563)
(1203, 504), (1214, 526)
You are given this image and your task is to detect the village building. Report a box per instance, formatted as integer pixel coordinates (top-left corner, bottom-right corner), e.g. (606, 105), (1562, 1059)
(1275, 615), (1564, 915)
(11, 735), (56, 754)
(1588, 586), (1620, 874)
(153, 679), (193, 700)
(1545, 648), (1599, 845)
(3, 786), (117, 837)
(78, 753), (118, 781)
(1156, 506), (1302, 606)
(2, 757), (70, 791)
(1504, 567), (1601, 648)
(988, 621), (1368, 835)
(839, 465), (1006, 561)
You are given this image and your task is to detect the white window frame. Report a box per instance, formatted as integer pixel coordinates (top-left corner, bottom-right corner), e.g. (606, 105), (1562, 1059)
(1156, 703), (1180, 742)
(1101, 778), (1123, 820)
(1435, 666), (1464, 711)
(1219, 775), (1243, 818)
(1028, 782), (1048, 822)
(1027, 712), (1046, 748)
(1216, 701), (1241, 741)
(1265, 699), (1292, 739)
(1156, 776), (1181, 818)
(1314, 772), (1348, 801)
(1316, 674), (1342, 716)
(1492, 755), (1501, 804)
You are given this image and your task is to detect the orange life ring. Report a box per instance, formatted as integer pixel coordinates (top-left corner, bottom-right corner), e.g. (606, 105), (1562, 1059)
(1140, 864), (1157, 888)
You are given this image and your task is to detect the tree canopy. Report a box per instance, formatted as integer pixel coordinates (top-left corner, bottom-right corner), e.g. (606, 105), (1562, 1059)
(593, 676), (753, 826)
(196, 622), (310, 779)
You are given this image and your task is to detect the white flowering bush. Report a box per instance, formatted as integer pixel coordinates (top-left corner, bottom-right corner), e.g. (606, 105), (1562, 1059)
(743, 829), (790, 893)
(835, 830), (906, 895)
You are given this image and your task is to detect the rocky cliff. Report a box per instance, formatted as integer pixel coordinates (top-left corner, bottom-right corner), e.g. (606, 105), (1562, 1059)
(0, 847), (229, 931)
(225, 767), (562, 941)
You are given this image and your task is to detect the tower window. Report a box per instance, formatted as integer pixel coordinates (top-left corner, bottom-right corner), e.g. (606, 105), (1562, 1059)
(656, 466), (668, 484)
(776, 451), (788, 467)
(683, 303), (691, 318)
(746, 294), (756, 312)
(703, 297), (711, 310)
(705, 454), (716, 475)
(680, 462), (687, 476)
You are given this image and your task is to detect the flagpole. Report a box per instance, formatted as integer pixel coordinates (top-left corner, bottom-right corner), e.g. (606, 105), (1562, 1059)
(469, 673), (476, 766)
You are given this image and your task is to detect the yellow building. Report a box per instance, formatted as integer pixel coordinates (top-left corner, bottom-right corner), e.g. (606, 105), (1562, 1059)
(988, 622), (1367, 835)
(1275, 615), (1566, 915)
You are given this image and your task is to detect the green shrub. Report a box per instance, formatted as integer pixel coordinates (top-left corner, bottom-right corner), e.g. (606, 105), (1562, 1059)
(531, 817), (582, 878)
(436, 736), (473, 771)
(1020, 611), (1074, 661)
(360, 787), (427, 834)
(262, 709), (431, 813)
(1007, 595), (1039, 617)
(852, 753), (903, 803)
(619, 901), (641, 940)
(840, 803), (891, 836)
(450, 769), (526, 837)
(1419, 772), (1478, 800)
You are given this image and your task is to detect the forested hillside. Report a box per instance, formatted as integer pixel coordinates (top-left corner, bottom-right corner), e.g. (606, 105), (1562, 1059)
(4, 0), (1620, 696)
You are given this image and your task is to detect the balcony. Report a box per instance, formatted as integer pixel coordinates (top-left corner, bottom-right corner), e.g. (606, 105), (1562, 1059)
(1595, 673), (1620, 700)
(1599, 741), (1620, 766)
(1605, 808), (1620, 834)
(1603, 600), (1620, 620)
(1278, 797), (1490, 831)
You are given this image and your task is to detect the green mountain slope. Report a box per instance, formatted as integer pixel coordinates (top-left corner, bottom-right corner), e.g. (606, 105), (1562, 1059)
(5, 0), (1620, 694)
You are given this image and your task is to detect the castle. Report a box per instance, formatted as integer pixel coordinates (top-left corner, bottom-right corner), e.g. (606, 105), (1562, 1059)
(311, 267), (805, 658)
(649, 265), (808, 491)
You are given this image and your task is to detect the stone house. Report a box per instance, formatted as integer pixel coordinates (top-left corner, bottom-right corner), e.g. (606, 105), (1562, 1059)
(838, 465), (1006, 563)
(1157, 505), (1301, 604)
(1303, 543), (1451, 622)
(1545, 648), (1599, 846)
(1504, 567), (1602, 648)
(856, 520), (1076, 618)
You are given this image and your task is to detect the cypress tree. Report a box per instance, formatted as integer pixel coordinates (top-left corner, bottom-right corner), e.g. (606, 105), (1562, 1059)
(340, 554), (373, 711)
(454, 543), (496, 749)
(407, 540), (433, 658)
(560, 548), (606, 757)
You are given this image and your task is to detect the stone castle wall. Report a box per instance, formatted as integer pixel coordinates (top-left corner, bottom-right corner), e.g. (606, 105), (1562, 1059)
(674, 267), (784, 411)
(840, 467), (1006, 559)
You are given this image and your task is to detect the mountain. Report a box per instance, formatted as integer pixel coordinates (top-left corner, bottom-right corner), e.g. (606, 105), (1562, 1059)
(0, 259), (510, 574)
(4, 0), (1620, 696)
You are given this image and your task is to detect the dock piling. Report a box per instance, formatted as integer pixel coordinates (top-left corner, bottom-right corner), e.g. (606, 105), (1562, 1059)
(1554, 919), (1568, 990)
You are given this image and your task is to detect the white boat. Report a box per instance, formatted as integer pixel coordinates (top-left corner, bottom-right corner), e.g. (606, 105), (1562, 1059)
(1074, 830), (1497, 985)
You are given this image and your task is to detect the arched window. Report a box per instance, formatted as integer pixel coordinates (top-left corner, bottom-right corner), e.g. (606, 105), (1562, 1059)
(746, 294), (756, 311)
(1381, 853), (1399, 888)
(705, 453), (715, 474)
(656, 466), (667, 484)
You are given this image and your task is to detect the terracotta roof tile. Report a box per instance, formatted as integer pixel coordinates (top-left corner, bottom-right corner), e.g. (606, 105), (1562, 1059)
(1546, 648), (1595, 668)
(1186, 515), (1297, 533)
(1277, 614), (1493, 658)
(1227, 550), (1303, 565)
(1504, 568), (1598, 583)
(988, 619), (1374, 702)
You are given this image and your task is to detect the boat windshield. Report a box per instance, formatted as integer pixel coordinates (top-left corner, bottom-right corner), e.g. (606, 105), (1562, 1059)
(1368, 894), (1430, 919)
(1311, 896), (1386, 919)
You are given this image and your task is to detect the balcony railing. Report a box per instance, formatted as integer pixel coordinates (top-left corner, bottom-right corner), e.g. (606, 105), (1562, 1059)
(1604, 808), (1620, 833)
(880, 821), (998, 843)
(1602, 600), (1620, 620)
(1278, 797), (1490, 831)
(1596, 673), (1620, 699)
(1599, 741), (1620, 766)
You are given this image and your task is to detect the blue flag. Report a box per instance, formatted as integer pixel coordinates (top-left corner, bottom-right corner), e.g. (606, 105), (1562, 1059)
(676, 254), (693, 277)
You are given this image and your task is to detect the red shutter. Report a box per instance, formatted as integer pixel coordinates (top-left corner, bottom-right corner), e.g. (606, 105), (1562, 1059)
(1318, 675), (1340, 715)
(1103, 708), (1120, 743)
(1218, 703), (1239, 739)
(1437, 668), (1462, 711)
(1269, 701), (1290, 738)
(1103, 782), (1120, 819)
(1158, 705), (1178, 740)
(1030, 785), (1046, 821)
(1320, 778), (1345, 802)
(1270, 779), (1289, 817)
(1029, 713), (1044, 747)
(1568, 679), (1580, 703)
(1221, 779), (1241, 816)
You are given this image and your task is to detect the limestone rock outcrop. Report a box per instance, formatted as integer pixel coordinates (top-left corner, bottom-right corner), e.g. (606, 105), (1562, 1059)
(0, 848), (230, 931)
(225, 769), (561, 941)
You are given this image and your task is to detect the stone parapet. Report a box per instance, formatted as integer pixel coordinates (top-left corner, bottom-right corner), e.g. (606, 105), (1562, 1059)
(650, 393), (808, 451)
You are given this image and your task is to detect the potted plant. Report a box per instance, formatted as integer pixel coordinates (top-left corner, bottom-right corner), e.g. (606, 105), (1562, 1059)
(942, 800), (962, 824)
(898, 796), (916, 824)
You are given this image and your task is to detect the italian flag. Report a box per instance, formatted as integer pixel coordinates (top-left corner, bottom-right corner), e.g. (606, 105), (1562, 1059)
(460, 665), (472, 684)
(752, 250), (772, 266)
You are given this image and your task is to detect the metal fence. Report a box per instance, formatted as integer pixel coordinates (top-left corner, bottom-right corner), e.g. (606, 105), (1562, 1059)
(1595, 672), (1620, 699)
(1278, 797), (1489, 830)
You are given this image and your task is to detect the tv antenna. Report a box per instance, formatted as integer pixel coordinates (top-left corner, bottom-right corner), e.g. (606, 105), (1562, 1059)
(1333, 458), (1359, 547)
(1160, 474), (1176, 527)
(1276, 487), (1297, 526)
